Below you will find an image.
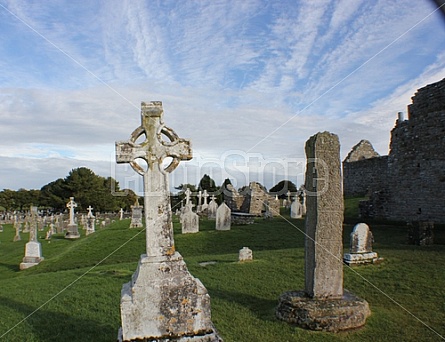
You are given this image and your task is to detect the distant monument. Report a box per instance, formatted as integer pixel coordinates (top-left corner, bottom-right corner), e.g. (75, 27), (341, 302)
(129, 198), (143, 228)
(20, 206), (44, 270)
(116, 101), (221, 341)
(65, 197), (80, 239)
(85, 205), (96, 236)
(216, 202), (231, 231)
(276, 132), (370, 332)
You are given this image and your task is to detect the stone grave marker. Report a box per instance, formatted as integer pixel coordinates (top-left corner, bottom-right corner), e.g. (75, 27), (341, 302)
(129, 198), (143, 228)
(202, 190), (209, 211)
(116, 101), (221, 341)
(13, 220), (21, 242)
(239, 247), (253, 262)
(276, 132), (370, 332)
(216, 202), (231, 231)
(86, 205), (96, 236)
(65, 197), (80, 239)
(290, 197), (303, 218)
(181, 201), (200, 234)
(343, 223), (379, 266)
(20, 206), (44, 270)
(207, 195), (218, 220)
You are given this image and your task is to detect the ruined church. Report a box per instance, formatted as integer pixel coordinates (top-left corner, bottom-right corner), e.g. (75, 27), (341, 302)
(343, 78), (445, 223)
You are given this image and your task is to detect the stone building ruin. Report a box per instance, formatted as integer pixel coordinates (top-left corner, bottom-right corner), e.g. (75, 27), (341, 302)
(343, 78), (445, 223)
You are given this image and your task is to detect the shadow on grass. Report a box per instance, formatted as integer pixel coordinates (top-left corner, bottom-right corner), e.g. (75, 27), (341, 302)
(0, 262), (20, 272)
(208, 288), (278, 323)
(0, 297), (116, 342)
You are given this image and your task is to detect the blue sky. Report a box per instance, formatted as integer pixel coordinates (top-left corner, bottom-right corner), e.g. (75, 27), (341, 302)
(0, 0), (444, 193)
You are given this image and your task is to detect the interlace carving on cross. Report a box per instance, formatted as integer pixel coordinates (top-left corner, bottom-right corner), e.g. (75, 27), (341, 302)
(116, 101), (192, 176)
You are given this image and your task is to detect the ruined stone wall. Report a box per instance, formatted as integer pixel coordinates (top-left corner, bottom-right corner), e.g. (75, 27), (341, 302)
(343, 156), (388, 197)
(344, 78), (445, 223)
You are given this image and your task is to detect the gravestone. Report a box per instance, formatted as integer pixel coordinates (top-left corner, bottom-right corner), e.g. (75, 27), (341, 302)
(119, 208), (124, 220)
(207, 195), (218, 220)
(0, 224), (3, 232)
(344, 223), (379, 266)
(201, 190), (209, 211)
(181, 201), (199, 234)
(65, 197), (80, 239)
(239, 247), (253, 262)
(13, 220), (21, 242)
(116, 101), (221, 341)
(290, 197), (303, 219)
(86, 205), (96, 236)
(196, 190), (203, 212)
(276, 132), (370, 332)
(20, 206), (44, 270)
(216, 202), (231, 231)
(129, 198), (143, 228)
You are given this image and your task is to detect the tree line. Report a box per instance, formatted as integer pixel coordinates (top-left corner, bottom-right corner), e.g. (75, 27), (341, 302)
(0, 167), (138, 213)
(0, 168), (299, 213)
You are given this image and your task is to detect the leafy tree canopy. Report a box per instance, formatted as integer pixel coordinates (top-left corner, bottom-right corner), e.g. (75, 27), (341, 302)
(269, 180), (298, 199)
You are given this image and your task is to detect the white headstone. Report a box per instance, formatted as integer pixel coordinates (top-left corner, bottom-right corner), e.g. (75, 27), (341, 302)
(239, 247), (253, 262)
(216, 202), (231, 231)
(290, 198), (303, 218)
(65, 197), (80, 239)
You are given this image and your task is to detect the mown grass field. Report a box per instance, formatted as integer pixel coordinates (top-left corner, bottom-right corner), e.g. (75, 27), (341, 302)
(0, 202), (444, 341)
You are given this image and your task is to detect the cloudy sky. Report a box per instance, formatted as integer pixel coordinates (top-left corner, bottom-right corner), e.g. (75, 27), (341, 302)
(0, 0), (444, 193)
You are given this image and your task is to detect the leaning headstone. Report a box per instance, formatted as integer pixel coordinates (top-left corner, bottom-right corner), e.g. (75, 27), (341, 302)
(276, 132), (370, 332)
(86, 205), (96, 236)
(65, 197), (80, 239)
(290, 197), (302, 218)
(20, 206), (44, 270)
(129, 198), (143, 228)
(207, 195), (218, 220)
(216, 202), (231, 231)
(116, 101), (221, 341)
(344, 223), (379, 266)
(239, 247), (253, 262)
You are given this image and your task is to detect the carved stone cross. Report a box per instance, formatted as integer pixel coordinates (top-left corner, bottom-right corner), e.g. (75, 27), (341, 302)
(116, 101), (192, 257)
(203, 190), (209, 205)
(66, 197), (77, 226)
(87, 205), (94, 218)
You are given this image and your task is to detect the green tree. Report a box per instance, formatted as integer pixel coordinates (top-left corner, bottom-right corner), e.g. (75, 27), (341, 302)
(269, 180), (298, 199)
(198, 174), (218, 193)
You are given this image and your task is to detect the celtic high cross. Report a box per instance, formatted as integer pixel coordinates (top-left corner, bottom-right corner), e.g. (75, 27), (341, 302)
(116, 101), (192, 257)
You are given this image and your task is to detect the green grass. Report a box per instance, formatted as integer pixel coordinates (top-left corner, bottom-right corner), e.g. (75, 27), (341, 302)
(0, 211), (444, 342)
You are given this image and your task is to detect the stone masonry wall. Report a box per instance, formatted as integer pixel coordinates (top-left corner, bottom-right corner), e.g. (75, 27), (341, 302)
(344, 78), (445, 223)
(343, 156), (388, 197)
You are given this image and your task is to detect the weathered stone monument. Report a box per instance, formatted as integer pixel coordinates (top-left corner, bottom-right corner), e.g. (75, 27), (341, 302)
(344, 223), (379, 266)
(201, 190), (209, 212)
(239, 247), (253, 262)
(116, 101), (221, 341)
(20, 206), (44, 270)
(129, 198), (143, 228)
(216, 202), (231, 231)
(181, 188), (199, 234)
(207, 195), (218, 220)
(276, 132), (370, 332)
(13, 219), (21, 242)
(290, 197), (303, 219)
(86, 205), (96, 236)
(65, 197), (80, 239)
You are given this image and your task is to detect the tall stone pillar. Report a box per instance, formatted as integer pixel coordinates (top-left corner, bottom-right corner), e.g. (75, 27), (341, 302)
(276, 132), (370, 332)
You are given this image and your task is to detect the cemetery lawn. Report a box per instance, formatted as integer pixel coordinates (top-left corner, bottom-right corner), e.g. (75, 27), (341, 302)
(0, 211), (444, 341)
